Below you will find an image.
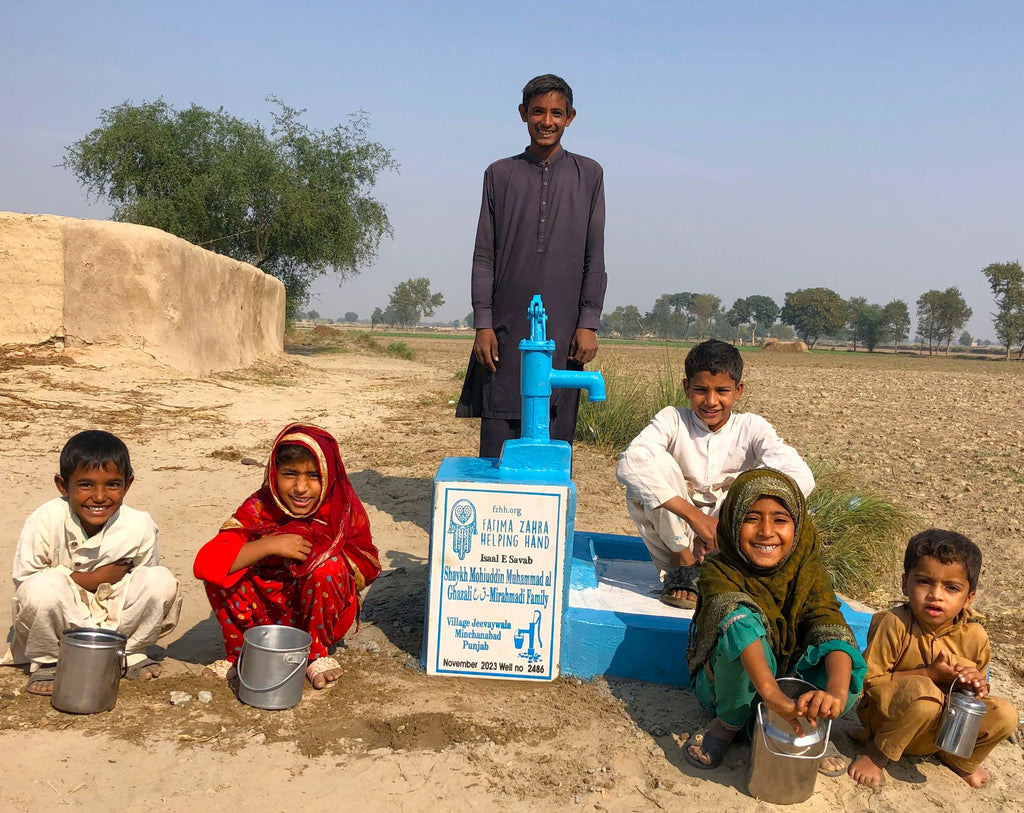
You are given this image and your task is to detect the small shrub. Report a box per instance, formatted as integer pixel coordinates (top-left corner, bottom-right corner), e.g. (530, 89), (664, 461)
(575, 353), (687, 450)
(808, 462), (918, 596)
(385, 341), (415, 360)
(352, 331), (380, 351)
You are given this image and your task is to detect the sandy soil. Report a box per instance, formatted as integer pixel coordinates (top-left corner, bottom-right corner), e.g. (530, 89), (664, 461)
(0, 335), (1022, 812)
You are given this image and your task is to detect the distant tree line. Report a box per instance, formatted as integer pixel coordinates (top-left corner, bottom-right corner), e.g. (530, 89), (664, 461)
(599, 268), (1022, 358)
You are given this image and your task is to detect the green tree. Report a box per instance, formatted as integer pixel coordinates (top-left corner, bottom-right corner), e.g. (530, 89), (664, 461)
(603, 304), (645, 338)
(465, 311), (475, 329)
(780, 287), (846, 349)
(644, 294), (685, 339)
(958, 330), (973, 347)
(344, 311), (358, 322)
(919, 287), (972, 355)
(668, 292), (696, 337)
(768, 322), (797, 341)
(690, 293), (721, 341)
(746, 295), (780, 341)
(845, 296), (867, 351)
(855, 303), (887, 352)
(387, 277), (444, 328)
(370, 307), (384, 331)
(915, 290), (943, 355)
(307, 309), (320, 323)
(981, 261), (1024, 360)
(62, 97), (398, 320)
(939, 287), (972, 355)
(882, 300), (911, 353)
(727, 297), (755, 343)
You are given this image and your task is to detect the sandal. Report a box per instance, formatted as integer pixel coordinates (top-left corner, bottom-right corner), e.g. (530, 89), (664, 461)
(125, 657), (162, 680)
(662, 564), (700, 609)
(684, 722), (737, 770)
(25, 664), (58, 697)
(818, 741), (847, 777)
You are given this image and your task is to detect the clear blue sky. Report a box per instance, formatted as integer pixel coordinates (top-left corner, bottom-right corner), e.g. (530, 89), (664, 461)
(4, 1), (1022, 339)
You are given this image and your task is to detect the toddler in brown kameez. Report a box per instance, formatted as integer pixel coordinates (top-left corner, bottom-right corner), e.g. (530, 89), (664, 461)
(849, 530), (1017, 789)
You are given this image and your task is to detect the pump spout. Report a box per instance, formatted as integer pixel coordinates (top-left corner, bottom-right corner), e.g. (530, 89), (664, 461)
(498, 294), (605, 480)
(549, 369), (605, 402)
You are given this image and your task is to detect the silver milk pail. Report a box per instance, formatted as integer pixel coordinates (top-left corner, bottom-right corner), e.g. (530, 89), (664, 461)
(51, 628), (127, 714)
(747, 677), (833, 805)
(236, 624), (312, 710)
(936, 687), (988, 759)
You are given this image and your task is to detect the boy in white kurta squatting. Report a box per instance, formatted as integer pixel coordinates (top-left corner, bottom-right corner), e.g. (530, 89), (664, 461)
(4, 430), (181, 695)
(616, 340), (814, 608)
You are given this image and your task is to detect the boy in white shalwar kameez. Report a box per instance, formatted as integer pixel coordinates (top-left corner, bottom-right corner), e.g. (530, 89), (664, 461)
(616, 340), (814, 609)
(4, 430), (181, 695)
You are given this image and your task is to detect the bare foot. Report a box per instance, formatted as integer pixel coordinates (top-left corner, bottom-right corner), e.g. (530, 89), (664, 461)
(944, 761), (991, 788)
(848, 742), (888, 788)
(127, 659), (163, 680)
(306, 656), (343, 690)
(201, 659), (237, 680)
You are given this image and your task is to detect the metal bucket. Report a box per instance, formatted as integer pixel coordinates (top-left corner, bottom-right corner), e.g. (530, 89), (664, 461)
(936, 686), (987, 759)
(236, 625), (312, 710)
(747, 677), (832, 804)
(51, 628), (127, 714)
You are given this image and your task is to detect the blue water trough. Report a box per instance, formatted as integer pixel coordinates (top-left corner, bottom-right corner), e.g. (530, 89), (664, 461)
(561, 529), (873, 685)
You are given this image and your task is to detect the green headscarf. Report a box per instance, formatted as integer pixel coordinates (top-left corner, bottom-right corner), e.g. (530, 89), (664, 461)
(686, 468), (856, 680)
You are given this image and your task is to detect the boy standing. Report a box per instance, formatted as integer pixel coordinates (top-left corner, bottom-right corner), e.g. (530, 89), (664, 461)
(5, 430), (181, 695)
(456, 73), (607, 458)
(616, 340), (814, 608)
(849, 530), (1017, 789)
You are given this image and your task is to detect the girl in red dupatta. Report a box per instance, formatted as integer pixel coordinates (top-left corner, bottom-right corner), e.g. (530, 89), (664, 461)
(194, 423), (380, 688)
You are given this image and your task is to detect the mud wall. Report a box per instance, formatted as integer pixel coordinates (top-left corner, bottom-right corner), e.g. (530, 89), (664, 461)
(0, 212), (285, 374)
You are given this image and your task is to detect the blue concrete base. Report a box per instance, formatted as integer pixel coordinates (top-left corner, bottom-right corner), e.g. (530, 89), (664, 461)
(562, 531), (873, 686)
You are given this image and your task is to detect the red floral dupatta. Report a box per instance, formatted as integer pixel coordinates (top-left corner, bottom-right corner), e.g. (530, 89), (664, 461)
(221, 423), (380, 590)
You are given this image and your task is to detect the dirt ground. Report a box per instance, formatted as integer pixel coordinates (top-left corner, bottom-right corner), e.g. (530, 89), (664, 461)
(1, 335), (1022, 812)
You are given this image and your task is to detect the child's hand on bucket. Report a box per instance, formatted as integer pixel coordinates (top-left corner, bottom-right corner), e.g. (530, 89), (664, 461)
(795, 689), (846, 724)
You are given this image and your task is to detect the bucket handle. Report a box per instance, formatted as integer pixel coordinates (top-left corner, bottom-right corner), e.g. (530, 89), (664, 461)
(756, 705), (832, 758)
(944, 679), (979, 708)
(236, 650), (308, 694)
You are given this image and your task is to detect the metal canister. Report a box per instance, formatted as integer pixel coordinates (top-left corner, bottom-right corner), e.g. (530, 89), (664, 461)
(936, 685), (988, 759)
(50, 628), (127, 714)
(747, 677), (833, 805)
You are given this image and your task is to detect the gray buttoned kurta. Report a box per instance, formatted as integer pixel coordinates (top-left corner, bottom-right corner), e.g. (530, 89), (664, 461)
(456, 148), (606, 427)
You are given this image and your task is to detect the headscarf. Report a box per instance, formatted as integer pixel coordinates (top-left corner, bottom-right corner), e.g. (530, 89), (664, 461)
(686, 468), (855, 679)
(221, 423), (380, 589)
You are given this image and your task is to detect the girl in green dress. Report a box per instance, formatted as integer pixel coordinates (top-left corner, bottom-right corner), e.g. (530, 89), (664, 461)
(684, 468), (866, 772)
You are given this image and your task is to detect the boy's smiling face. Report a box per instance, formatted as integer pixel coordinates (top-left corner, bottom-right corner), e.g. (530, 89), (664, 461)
(902, 554), (975, 633)
(519, 91), (575, 158)
(55, 461), (132, 537)
(683, 370), (743, 432)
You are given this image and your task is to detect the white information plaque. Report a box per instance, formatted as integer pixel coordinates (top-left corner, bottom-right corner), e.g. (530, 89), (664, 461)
(425, 481), (569, 680)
